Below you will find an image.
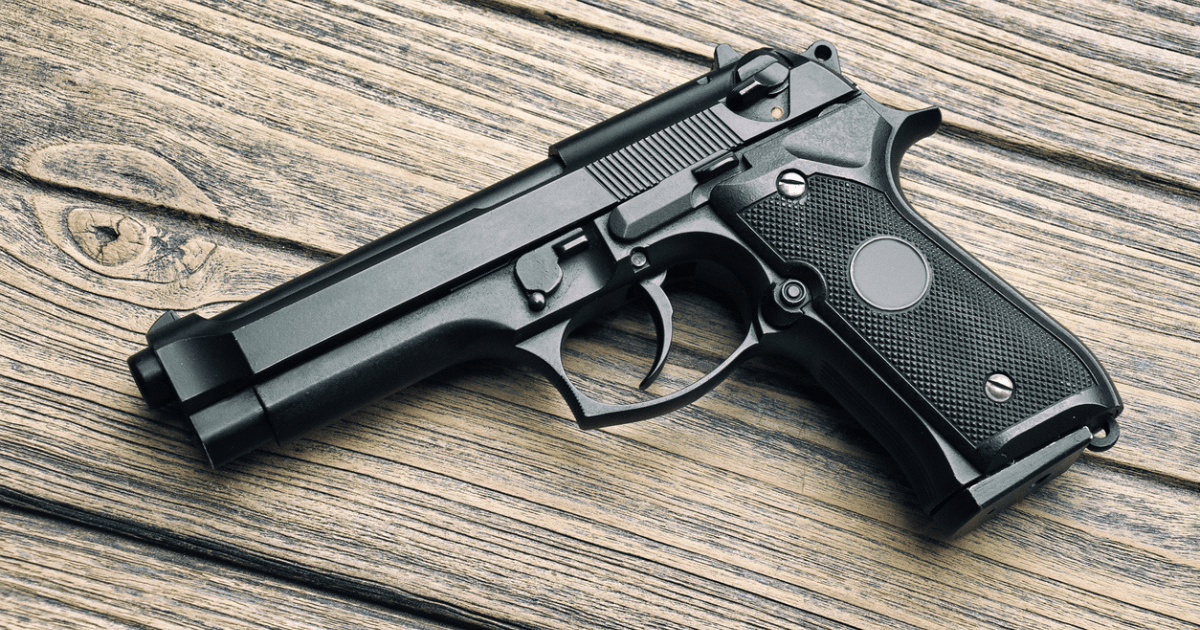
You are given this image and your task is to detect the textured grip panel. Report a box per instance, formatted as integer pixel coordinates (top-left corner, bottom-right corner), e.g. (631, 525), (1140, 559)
(740, 175), (1094, 444)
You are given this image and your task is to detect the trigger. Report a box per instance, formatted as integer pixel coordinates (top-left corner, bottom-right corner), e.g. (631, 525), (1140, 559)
(636, 272), (673, 390)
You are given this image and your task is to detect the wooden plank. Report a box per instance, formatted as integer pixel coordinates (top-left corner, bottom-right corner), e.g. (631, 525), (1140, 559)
(3, 345), (1196, 629)
(495, 0), (1199, 192)
(0, 505), (461, 630)
(0, 0), (694, 255)
(0, 0), (1196, 629)
(0, 153), (1195, 628)
(899, 137), (1200, 483)
(0, 0), (1191, 473)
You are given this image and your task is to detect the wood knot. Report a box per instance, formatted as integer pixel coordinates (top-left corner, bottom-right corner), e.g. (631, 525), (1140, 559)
(67, 208), (147, 266)
(33, 196), (216, 283)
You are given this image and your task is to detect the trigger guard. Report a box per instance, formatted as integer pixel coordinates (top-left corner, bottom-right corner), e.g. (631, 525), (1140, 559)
(514, 320), (761, 430)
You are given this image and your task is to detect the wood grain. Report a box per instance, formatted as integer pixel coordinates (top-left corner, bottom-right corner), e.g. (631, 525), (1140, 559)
(501, 0), (1199, 191)
(0, 505), (462, 630)
(0, 0), (1196, 629)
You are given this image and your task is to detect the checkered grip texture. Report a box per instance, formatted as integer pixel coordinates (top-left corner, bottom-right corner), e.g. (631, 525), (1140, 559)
(739, 175), (1094, 445)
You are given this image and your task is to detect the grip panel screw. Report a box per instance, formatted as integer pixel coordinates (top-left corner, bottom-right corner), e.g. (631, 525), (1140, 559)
(985, 373), (1014, 402)
(777, 170), (807, 198)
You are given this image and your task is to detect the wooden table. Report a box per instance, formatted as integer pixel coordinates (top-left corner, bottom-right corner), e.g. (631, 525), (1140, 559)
(1, 1), (1196, 628)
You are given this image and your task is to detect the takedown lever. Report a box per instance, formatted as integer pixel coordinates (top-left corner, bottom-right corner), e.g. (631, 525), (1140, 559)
(515, 228), (590, 311)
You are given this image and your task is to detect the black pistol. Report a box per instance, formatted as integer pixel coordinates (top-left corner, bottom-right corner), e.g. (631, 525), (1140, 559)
(128, 42), (1122, 537)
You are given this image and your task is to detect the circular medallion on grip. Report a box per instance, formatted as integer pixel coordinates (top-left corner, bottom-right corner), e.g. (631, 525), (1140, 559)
(850, 236), (931, 311)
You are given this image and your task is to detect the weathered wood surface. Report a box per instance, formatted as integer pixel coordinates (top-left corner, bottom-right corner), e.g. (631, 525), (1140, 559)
(0, 0), (1196, 628)
(0, 505), (458, 630)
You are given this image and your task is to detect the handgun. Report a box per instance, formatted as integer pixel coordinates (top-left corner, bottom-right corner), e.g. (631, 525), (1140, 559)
(128, 42), (1122, 537)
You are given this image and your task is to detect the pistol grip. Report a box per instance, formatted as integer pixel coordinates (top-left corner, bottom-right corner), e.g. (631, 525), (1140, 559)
(709, 94), (1121, 534)
(744, 171), (1121, 456)
(767, 307), (1101, 537)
